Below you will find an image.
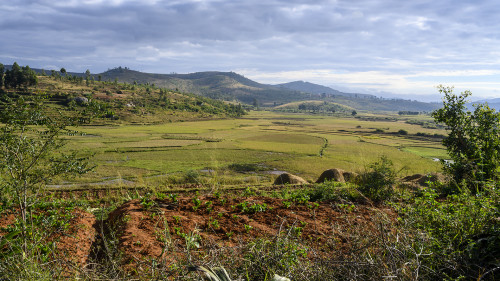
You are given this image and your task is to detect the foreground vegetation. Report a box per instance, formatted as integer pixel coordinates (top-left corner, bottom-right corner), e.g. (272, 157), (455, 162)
(0, 68), (498, 280)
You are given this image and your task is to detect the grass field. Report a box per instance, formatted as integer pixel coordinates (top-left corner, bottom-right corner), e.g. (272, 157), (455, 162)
(59, 111), (446, 186)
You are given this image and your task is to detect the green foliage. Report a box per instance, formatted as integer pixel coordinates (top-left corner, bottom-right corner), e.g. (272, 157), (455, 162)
(242, 235), (306, 280)
(234, 201), (270, 214)
(276, 181), (360, 203)
(0, 94), (95, 246)
(356, 156), (396, 201)
(397, 129), (408, 135)
(0, 63), (4, 88)
(397, 187), (500, 279)
(3, 62), (38, 89)
(0, 203), (80, 280)
(432, 85), (500, 190)
(183, 169), (200, 183)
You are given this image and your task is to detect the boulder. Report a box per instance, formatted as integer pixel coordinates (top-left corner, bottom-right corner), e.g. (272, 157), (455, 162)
(74, 96), (89, 105)
(400, 173), (448, 190)
(273, 173), (307, 185)
(316, 168), (358, 183)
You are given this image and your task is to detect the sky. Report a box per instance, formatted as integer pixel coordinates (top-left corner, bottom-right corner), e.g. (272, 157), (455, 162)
(2, 0), (500, 101)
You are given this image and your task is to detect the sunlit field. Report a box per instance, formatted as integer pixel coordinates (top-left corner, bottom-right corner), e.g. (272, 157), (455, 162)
(59, 111), (445, 186)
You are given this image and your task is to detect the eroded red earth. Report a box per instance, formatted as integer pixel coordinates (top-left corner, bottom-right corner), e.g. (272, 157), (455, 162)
(0, 195), (397, 275)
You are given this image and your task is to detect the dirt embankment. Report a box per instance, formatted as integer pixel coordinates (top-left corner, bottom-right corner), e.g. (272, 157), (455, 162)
(1, 195), (396, 275)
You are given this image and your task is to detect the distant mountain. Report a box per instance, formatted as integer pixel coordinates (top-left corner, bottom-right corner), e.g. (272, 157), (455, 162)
(276, 81), (372, 99)
(470, 98), (500, 111)
(276, 81), (344, 95)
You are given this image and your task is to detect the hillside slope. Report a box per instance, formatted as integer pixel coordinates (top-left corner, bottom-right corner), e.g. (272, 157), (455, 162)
(98, 67), (440, 112)
(98, 67), (309, 105)
(0, 71), (245, 124)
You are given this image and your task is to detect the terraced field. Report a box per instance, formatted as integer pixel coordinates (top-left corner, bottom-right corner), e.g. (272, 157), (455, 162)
(59, 111), (445, 187)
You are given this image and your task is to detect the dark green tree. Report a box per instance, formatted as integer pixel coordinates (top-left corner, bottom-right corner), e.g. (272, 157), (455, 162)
(21, 65), (37, 88)
(4, 62), (22, 89)
(432, 85), (500, 190)
(3, 63), (37, 89)
(60, 67), (66, 80)
(0, 63), (4, 87)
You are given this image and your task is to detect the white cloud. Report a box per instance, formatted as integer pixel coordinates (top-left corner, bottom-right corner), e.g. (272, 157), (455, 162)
(2, 0), (500, 99)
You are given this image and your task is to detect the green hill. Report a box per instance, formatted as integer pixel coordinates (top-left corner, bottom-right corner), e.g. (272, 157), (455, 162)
(274, 100), (355, 114)
(98, 67), (309, 105)
(98, 67), (440, 112)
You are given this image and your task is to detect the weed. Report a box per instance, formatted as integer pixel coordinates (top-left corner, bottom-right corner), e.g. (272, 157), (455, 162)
(168, 193), (178, 203)
(336, 203), (356, 213)
(202, 201), (213, 213)
(243, 187), (257, 196)
(140, 195), (156, 210)
(209, 218), (220, 229)
(282, 201), (292, 208)
(172, 215), (181, 224)
(192, 198), (202, 211)
(235, 201), (270, 214)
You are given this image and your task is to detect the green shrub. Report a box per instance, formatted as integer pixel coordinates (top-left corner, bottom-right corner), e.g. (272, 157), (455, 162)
(183, 170), (200, 183)
(356, 156), (396, 201)
(397, 187), (500, 279)
(397, 129), (408, 135)
(242, 235), (307, 280)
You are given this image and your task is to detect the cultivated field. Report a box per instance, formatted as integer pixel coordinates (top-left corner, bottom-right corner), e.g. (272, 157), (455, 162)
(57, 110), (445, 188)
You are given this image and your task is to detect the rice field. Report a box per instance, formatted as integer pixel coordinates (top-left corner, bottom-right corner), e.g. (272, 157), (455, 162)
(61, 111), (446, 185)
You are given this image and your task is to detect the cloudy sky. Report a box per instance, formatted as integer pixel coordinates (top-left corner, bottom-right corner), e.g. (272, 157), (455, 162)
(2, 0), (500, 101)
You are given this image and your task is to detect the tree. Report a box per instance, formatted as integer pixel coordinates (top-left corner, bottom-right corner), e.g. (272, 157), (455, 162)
(351, 110), (357, 116)
(432, 85), (500, 190)
(0, 63), (4, 88)
(21, 65), (37, 88)
(4, 62), (22, 88)
(252, 98), (259, 109)
(0, 94), (97, 249)
(3, 63), (37, 89)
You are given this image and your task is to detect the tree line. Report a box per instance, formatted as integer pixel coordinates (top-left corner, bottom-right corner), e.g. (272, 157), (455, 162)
(0, 62), (38, 90)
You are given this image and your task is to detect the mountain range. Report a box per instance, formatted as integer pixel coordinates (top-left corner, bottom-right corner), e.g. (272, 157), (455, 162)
(94, 67), (442, 112)
(6, 65), (445, 112)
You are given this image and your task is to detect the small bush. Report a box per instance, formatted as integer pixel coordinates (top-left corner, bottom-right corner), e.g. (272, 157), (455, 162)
(242, 235), (307, 280)
(356, 156), (396, 201)
(397, 129), (408, 135)
(183, 170), (200, 183)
